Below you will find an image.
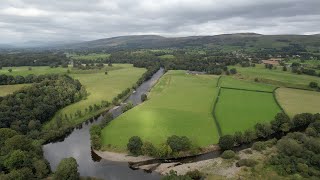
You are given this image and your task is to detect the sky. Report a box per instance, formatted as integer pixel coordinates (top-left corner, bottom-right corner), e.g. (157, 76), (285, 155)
(1, 0), (320, 44)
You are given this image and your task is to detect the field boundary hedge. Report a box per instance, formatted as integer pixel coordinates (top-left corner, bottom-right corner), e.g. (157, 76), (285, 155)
(212, 87), (222, 136)
(220, 86), (273, 93)
(216, 76), (222, 87)
(272, 87), (289, 116)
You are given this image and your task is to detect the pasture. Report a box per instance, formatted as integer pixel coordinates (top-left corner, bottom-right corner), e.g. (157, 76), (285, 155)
(215, 88), (281, 135)
(229, 64), (320, 89)
(276, 88), (320, 117)
(219, 76), (276, 92)
(44, 64), (145, 129)
(0, 66), (68, 76)
(101, 70), (220, 151)
(0, 84), (30, 96)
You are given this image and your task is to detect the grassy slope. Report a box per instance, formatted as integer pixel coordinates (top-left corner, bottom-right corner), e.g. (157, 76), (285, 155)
(0, 66), (69, 76)
(229, 64), (320, 89)
(44, 64), (146, 129)
(215, 89), (281, 135)
(276, 88), (320, 117)
(0, 84), (30, 96)
(219, 76), (276, 92)
(101, 71), (220, 151)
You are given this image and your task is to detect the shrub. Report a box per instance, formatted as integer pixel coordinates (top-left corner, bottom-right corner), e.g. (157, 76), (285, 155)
(185, 170), (203, 180)
(236, 159), (258, 167)
(141, 141), (157, 156)
(276, 138), (303, 156)
(230, 68), (237, 74)
(233, 131), (244, 145)
(162, 170), (192, 180)
(254, 123), (273, 138)
(127, 136), (143, 155)
(156, 143), (172, 158)
(243, 130), (257, 143)
(252, 141), (267, 151)
(221, 150), (236, 159)
(141, 93), (147, 102)
(309, 82), (318, 88)
(219, 135), (234, 150)
(167, 135), (191, 152)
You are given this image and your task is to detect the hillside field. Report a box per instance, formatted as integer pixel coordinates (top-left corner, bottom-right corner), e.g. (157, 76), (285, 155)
(101, 71), (220, 151)
(276, 88), (320, 117)
(44, 64), (145, 129)
(219, 76), (276, 92)
(229, 64), (320, 89)
(0, 84), (30, 96)
(215, 88), (281, 135)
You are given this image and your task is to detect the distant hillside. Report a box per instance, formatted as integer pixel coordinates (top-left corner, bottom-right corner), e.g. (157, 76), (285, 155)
(63, 34), (320, 52)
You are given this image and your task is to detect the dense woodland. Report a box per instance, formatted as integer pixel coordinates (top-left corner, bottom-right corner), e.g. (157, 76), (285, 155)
(0, 52), (69, 67)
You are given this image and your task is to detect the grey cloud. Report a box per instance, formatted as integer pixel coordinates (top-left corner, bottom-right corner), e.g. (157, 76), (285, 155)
(0, 0), (319, 44)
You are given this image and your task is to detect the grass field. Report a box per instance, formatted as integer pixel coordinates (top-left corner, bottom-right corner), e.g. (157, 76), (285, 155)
(0, 66), (69, 76)
(215, 88), (281, 135)
(101, 71), (220, 151)
(276, 88), (320, 117)
(43, 64), (145, 129)
(229, 64), (320, 89)
(219, 76), (276, 92)
(68, 53), (111, 60)
(0, 84), (30, 96)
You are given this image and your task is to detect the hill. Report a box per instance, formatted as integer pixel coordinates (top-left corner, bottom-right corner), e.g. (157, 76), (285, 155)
(64, 34), (320, 52)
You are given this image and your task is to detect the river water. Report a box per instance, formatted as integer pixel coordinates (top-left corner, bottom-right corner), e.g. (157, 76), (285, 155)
(43, 68), (164, 180)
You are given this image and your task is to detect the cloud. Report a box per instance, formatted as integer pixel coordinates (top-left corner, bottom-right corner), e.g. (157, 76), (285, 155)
(0, 0), (319, 44)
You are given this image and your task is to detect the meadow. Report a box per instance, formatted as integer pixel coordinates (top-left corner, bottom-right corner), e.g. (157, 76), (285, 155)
(219, 76), (276, 92)
(276, 88), (320, 117)
(215, 88), (281, 135)
(44, 64), (145, 129)
(0, 66), (69, 76)
(0, 84), (30, 96)
(229, 64), (320, 89)
(101, 70), (220, 151)
(68, 53), (111, 61)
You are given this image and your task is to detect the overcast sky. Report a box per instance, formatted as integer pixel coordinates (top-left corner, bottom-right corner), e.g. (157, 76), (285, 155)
(1, 0), (320, 44)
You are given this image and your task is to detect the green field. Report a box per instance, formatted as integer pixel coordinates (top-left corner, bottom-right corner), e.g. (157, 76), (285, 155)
(44, 64), (145, 129)
(101, 71), (220, 151)
(276, 88), (320, 117)
(0, 66), (69, 76)
(219, 76), (276, 92)
(215, 88), (281, 135)
(68, 53), (111, 61)
(0, 84), (30, 96)
(229, 64), (320, 89)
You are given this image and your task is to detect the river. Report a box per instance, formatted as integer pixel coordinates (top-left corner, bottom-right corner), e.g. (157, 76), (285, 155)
(43, 68), (164, 180)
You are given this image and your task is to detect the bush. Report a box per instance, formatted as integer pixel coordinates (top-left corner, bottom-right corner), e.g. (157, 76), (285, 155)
(185, 169), (203, 180)
(219, 135), (234, 150)
(141, 141), (157, 156)
(230, 68), (237, 74)
(156, 143), (172, 158)
(236, 159), (258, 167)
(167, 135), (191, 152)
(221, 150), (236, 159)
(141, 93), (147, 102)
(252, 141), (267, 151)
(127, 136), (143, 155)
(162, 170), (192, 180)
(309, 81), (318, 88)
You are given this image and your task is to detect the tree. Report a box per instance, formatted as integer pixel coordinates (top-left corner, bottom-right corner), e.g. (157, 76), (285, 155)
(292, 113), (314, 128)
(230, 68), (237, 74)
(53, 157), (79, 180)
(233, 131), (243, 145)
(277, 138), (303, 156)
(243, 130), (257, 143)
(167, 135), (191, 152)
(141, 93), (147, 102)
(271, 112), (291, 132)
(33, 159), (50, 178)
(0, 128), (18, 146)
(219, 135), (234, 150)
(309, 82), (318, 88)
(105, 71), (108, 75)
(4, 150), (30, 170)
(141, 141), (157, 156)
(282, 66), (287, 71)
(28, 67), (32, 71)
(127, 136), (143, 155)
(8, 69), (12, 73)
(254, 123), (273, 138)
